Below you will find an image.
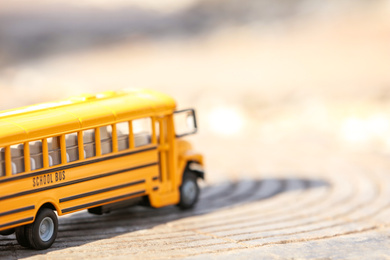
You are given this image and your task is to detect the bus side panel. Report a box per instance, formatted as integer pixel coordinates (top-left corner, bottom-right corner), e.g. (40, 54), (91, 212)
(0, 175), (59, 231)
(56, 148), (160, 215)
(0, 146), (160, 231)
(58, 165), (158, 215)
(0, 196), (37, 231)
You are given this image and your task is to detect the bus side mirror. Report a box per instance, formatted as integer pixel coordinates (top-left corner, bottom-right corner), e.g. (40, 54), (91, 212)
(174, 109), (197, 138)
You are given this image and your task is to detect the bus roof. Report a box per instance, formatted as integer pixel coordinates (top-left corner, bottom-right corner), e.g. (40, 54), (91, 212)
(0, 89), (176, 145)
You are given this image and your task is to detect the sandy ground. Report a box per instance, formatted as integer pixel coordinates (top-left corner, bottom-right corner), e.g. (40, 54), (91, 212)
(1, 0), (390, 258)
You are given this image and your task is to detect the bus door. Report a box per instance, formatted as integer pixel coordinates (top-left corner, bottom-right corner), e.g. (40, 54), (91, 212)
(155, 115), (174, 193)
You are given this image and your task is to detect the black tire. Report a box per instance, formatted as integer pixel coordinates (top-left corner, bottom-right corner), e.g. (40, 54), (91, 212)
(0, 228), (15, 236)
(15, 226), (30, 248)
(25, 208), (58, 250)
(178, 171), (200, 209)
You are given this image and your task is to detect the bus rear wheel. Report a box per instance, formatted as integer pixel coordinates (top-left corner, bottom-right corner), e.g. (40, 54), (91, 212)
(25, 208), (58, 250)
(178, 171), (200, 209)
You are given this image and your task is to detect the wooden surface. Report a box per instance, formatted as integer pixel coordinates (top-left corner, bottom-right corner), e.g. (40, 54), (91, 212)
(1, 150), (390, 259)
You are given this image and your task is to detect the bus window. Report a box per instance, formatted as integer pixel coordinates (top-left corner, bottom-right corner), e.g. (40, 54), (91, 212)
(0, 147), (5, 176)
(66, 133), (79, 162)
(116, 122), (129, 151)
(30, 140), (43, 170)
(83, 129), (96, 158)
(11, 144), (24, 174)
(133, 118), (152, 147)
(100, 125), (113, 155)
(48, 136), (62, 166)
(155, 120), (160, 140)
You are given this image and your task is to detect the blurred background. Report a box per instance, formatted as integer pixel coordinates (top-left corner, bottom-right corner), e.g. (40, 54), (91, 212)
(0, 0), (390, 183)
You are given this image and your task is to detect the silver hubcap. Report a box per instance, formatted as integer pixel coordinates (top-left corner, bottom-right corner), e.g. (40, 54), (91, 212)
(39, 217), (54, 242)
(182, 180), (197, 204)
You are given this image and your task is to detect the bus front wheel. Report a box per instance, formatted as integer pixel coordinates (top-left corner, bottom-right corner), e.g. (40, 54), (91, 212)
(178, 171), (200, 209)
(25, 208), (58, 250)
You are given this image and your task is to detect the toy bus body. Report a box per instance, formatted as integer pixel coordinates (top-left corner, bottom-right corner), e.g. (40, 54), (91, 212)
(0, 89), (204, 249)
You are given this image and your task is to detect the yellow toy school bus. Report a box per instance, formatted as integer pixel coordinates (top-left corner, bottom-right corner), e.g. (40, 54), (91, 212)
(0, 89), (204, 249)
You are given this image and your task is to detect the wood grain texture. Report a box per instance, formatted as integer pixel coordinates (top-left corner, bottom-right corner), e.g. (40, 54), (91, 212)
(1, 151), (390, 259)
